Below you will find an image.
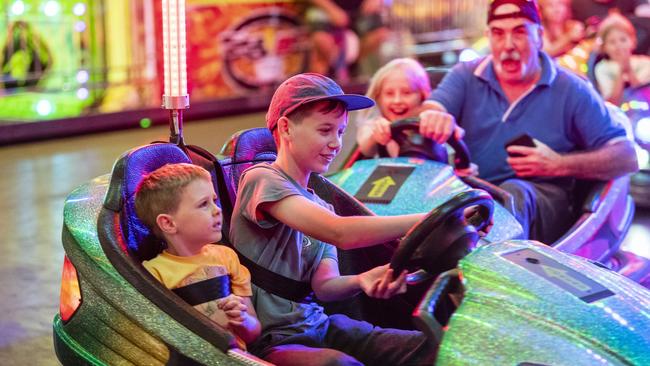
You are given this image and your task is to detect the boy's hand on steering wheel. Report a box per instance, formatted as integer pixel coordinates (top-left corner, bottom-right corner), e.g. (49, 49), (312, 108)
(359, 264), (407, 299)
(463, 206), (493, 236)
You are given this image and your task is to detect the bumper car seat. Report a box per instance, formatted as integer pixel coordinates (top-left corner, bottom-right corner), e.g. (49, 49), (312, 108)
(98, 142), (246, 360)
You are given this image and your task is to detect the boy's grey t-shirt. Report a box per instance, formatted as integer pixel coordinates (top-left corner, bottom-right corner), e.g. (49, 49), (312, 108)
(230, 163), (338, 337)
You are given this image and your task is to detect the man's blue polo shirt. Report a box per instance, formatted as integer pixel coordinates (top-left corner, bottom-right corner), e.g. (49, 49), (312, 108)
(429, 51), (627, 183)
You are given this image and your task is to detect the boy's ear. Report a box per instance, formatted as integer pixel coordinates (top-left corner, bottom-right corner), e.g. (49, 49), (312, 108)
(156, 213), (177, 235)
(277, 116), (291, 139)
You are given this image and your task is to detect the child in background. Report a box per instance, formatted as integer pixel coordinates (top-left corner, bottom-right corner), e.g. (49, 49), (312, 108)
(595, 12), (650, 105)
(355, 58), (472, 175)
(230, 73), (437, 365)
(539, 0), (585, 57)
(306, 0), (389, 81)
(135, 163), (261, 349)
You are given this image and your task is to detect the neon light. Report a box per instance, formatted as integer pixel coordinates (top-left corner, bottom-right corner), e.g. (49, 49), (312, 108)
(140, 118), (152, 128)
(76, 88), (89, 100)
(73, 3), (86, 16)
(76, 70), (89, 84)
(162, 0), (188, 98)
(36, 100), (53, 116)
(629, 100), (649, 111)
(74, 20), (86, 32)
(459, 49), (480, 62)
(636, 117), (650, 144)
(43, 0), (61, 17)
(636, 146), (649, 167)
(10, 1), (25, 16)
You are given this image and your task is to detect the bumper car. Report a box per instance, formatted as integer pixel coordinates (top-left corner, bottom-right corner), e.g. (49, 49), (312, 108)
(327, 117), (650, 286)
(54, 123), (650, 365)
(620, 85), (650, 209)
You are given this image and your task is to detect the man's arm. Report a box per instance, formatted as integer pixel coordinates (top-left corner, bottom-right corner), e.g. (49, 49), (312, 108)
(557, 139), (639, 180)
(507, 139), (639, 180)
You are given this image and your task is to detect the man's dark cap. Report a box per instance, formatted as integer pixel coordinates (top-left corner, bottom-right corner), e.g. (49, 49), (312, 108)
(487, 0), (541, 25)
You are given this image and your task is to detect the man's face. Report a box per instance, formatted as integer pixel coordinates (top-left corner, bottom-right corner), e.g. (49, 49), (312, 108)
(487, 17), (543, 84)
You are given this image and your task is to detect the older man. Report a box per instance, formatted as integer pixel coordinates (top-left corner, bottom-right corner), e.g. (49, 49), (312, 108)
(423, 0), (638, 243)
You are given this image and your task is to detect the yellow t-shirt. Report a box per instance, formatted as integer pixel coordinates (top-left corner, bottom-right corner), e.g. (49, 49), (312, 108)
(143, 244), (252, 349)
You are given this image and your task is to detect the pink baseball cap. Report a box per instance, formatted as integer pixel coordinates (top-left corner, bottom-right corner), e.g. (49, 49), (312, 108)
(487, 0), (541, 25)
(266, 73), (374, 131)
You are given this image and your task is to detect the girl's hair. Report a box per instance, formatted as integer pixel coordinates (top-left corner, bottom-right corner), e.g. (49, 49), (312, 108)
(358, 58), (431, 121)
(597, 12), (637, 52)
(135, 163), (212, 238)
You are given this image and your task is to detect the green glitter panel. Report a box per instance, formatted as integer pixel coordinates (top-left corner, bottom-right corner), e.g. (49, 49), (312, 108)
(437, 240), (650, 365)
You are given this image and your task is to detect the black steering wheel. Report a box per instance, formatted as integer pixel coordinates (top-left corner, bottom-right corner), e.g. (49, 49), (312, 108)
(390, 189), (494, 280)
(383, 117), (471, 169)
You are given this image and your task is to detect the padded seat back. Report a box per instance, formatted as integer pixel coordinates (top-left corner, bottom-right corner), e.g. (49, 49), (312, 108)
(103, 143), (192, 261)
(219, 127), (277, 206)
(99, 142), (240, 352)
(181, 144), (233, 244)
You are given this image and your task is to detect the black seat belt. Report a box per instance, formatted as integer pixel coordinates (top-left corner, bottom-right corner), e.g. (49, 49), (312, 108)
(235, 249), (314, 303)
(172, 275), (231, 306)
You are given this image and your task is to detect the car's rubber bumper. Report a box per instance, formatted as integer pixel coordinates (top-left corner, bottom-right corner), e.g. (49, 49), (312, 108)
(53, 314), (105, 366)
(631, 169), (650, 208)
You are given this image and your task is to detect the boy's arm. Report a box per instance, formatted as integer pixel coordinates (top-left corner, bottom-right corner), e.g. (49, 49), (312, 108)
(311, 258), (407, 302)
(261, 195), (423, 249)
(217, 295), (261, 344)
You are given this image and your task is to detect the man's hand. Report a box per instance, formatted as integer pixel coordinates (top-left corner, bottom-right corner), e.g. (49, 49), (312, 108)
(506, 139), (565, 177)
(418, 109), (464, 144)
(217, 294), (250, 327)
(359, 264), (407, 299)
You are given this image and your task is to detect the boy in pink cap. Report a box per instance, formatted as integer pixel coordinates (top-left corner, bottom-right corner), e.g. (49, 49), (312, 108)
(230, 73), (437, 365)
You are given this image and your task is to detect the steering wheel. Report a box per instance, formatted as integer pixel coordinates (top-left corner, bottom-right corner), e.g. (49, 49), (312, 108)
(382, 117), (471, 169)
(390, 189), (494, 280)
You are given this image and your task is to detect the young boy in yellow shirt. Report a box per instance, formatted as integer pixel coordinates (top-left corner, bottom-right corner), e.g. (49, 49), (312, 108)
(136, 163), (260, 349)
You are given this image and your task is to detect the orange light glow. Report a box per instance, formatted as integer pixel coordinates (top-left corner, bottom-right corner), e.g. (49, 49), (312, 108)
(59, 256), (82, 323)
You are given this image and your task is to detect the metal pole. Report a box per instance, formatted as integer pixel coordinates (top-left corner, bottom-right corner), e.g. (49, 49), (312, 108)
(161, 0), (189, 145)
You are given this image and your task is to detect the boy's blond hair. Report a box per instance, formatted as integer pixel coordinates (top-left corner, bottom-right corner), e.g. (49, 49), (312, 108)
(359, 58), (432, 122)
(597, 12), (637, 52)
(135, 163), (212, 238)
